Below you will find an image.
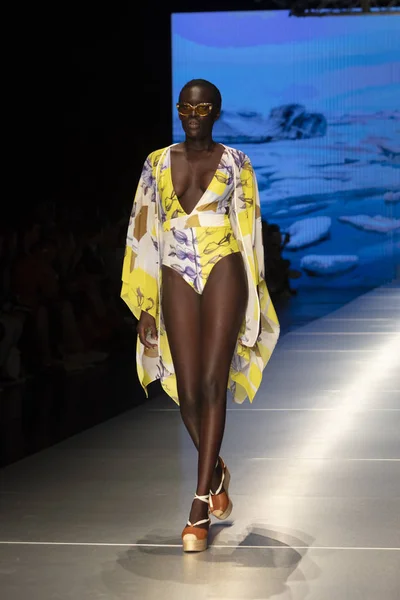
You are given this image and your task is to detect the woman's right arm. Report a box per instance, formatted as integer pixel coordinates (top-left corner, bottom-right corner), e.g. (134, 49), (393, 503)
(136, 310), (157, 349)
(121, 153), (159, 349)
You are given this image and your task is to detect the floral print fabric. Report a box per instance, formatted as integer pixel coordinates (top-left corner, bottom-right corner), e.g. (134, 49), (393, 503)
(161, 146), (239, 293)
(121, 144), (280, 404)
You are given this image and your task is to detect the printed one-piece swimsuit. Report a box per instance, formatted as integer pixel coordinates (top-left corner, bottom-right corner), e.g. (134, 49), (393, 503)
(160, 147), (240, 294)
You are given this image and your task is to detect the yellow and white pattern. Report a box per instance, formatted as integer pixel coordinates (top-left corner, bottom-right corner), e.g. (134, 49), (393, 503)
(160, 145), (240, 293)
(121, 145), (280, 404)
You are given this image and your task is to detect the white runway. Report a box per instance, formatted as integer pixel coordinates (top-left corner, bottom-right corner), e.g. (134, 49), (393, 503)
(1, 283), (399, 599)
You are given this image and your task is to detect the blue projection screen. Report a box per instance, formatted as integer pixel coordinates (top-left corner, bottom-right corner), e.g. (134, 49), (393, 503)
(172, 11), (400, 288)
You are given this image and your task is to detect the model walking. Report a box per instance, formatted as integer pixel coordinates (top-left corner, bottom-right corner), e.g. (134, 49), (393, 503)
(121, 79), (280, 552)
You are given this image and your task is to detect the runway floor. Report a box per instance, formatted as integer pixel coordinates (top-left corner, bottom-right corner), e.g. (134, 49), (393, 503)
(1, 283), (399, 599)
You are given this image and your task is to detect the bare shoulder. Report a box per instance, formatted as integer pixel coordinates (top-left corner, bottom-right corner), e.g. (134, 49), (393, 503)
(170, 143), (185, 156)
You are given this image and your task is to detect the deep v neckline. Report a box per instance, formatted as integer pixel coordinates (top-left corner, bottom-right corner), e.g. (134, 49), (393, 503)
(168, 144), (227, 217)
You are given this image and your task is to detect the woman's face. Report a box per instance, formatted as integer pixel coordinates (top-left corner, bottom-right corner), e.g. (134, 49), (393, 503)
(178, 84), (220, 141)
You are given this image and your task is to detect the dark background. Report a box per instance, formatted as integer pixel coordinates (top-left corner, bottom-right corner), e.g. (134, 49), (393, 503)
(26, 5), (172, 219)
(20, 3), (281, 220)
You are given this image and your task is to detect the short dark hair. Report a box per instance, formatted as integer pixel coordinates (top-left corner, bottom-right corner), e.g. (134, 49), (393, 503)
(180, 79), (222, 112)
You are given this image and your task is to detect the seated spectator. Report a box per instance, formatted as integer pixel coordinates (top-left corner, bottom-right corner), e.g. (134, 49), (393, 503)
(1, 203), (133, 380)
(0, 230), (25, 383)
(0, 312), (24, 383)
(262, 221), (300, 298)
(12, 238), (92, 370)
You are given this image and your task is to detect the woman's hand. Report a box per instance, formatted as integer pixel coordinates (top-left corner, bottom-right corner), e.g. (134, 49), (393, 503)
(137, 311), (158, 349)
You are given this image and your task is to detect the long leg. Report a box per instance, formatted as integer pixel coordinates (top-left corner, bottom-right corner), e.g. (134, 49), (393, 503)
(161, 266), (202, 449)
(193, 252), (248, 525)
(161, 266), (227, 506)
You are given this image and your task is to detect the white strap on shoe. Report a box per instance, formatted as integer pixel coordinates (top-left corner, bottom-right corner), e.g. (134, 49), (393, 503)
(210, 466), (225, 497)
(186, 494), (211, 527)
(194, 493), (210, 504)
(186, 517), (210, 527)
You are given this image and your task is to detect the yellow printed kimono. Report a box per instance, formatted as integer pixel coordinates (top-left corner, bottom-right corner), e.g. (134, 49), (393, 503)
(121, 144), (280, 405)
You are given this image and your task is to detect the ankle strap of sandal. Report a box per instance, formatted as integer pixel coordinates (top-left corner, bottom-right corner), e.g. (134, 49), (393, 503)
(186, 516), (210, 527)
(194, 493), (210, 504)
(186, 494), (211, 527)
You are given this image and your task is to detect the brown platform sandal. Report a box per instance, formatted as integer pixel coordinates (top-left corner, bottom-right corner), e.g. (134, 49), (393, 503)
(209, 457), (233, 520)
(181, 494), (210, 553)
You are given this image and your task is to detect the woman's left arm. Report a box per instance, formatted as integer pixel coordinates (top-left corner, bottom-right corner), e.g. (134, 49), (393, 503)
(241, 157), (265, 287)
(240, 156), (264, 336)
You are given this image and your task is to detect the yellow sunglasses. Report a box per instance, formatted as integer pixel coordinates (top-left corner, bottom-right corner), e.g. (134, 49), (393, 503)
(176, 102), (213, 117)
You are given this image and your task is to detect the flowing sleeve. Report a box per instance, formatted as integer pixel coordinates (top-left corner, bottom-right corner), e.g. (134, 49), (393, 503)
(251, 165), (265, 287)
(240, 156), (264, 286)
(121, 154), (159, 321)
(240, 153), (280, 352)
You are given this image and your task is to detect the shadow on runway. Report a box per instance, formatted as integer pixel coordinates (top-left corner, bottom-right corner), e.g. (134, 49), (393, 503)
(104, 525), (319, 599)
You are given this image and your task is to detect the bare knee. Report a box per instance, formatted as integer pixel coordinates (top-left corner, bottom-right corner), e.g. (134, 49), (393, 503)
(178, 386), (200, 412)
(201, 375), (226, 406)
